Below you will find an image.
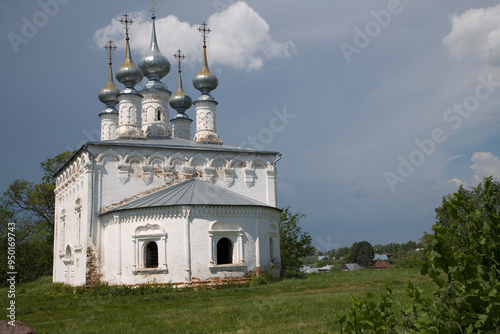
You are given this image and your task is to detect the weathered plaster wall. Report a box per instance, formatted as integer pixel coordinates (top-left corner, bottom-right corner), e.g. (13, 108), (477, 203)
(98, 206), (280, 285)
(53, 152), (92, 286)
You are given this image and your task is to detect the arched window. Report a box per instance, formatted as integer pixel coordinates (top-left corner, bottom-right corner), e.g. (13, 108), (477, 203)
(65, 245), (72, 260)
(156, 109), (162, 121)
(217, 238), (233, 265)
(145, 242), (158, 268)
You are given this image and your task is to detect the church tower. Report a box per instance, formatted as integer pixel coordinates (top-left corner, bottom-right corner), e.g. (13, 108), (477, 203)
(98, 40), (120, 141)
(170, 49), (193, 140)
(138, 7), (172, 138)
(193, 23), (223, 144)
(115, 13), (144, 139)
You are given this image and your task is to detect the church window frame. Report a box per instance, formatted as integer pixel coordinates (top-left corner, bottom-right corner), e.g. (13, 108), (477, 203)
(269, 237), (274, 260)
(208, 221), (245, 270)
(74, 197), (83, 250)
(58, 209), (67, 258)
(63, 244), (74, 285)
(132, 224), (168, 275)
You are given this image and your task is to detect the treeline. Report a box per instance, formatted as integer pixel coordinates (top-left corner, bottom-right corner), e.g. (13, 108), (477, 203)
(320, 240), (420, 260)
(311, 239), (423, 270)
(0, 152), (73, 285)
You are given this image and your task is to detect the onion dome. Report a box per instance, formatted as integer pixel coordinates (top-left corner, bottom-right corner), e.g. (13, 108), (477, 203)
(116, 38), (143, 89)
(138, 16), (170, 82)
(193, 47), (218, 94)
(115, 14), (143, 90)
(98, 62), (120, 108)
(170, 71), (192, 113)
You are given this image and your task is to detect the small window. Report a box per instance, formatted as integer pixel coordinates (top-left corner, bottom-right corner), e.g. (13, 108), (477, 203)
(217, 238), (233, 265)
(146, 242), (158, 268)
(65, 245), (72, 260)
(156, 109), (162, 121)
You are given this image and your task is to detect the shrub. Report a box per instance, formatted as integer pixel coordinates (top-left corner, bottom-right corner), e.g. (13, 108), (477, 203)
(251, 268), (280, 286)
(339, 177), (500, 332)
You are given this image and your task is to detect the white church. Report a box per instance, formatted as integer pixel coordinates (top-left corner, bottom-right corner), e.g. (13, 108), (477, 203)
(52, 10), (282, 287)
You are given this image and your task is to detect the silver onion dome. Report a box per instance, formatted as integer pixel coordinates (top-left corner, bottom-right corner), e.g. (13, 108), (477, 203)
(138, 17), (170, 81)
(116, 38), (143, 88)
(193, 47), (218, 94)
(170, 70), (192, 112)
(99, 63), (120, 107)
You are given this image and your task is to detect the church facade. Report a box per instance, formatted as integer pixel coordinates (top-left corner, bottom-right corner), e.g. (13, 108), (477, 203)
(52, 11), (281, 287)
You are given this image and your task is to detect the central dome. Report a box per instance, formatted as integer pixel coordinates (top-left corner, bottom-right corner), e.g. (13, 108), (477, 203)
(138, 18), (171, 81)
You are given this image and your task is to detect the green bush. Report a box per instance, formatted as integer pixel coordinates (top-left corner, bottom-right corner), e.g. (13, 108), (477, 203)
(251, 268), (280, 286)
(339, 177), (500, 332)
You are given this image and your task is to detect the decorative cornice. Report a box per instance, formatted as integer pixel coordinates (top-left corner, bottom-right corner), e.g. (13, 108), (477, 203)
(57, 148), (276, 194)
(102, 205), (279, 226)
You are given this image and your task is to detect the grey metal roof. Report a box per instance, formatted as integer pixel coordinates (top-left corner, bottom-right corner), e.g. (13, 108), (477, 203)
(55, 139), (280, 178)
(343, 263), (362, 271)
(87, 137), (280, 155)
(103, 178), (277, 214)
(374, 254), (388, 261)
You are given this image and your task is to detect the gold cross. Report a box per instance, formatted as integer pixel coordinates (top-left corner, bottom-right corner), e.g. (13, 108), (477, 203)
(198, 22), (211, 48)
(104, 39), (117, 65)
(173, 49), (185, 72)
(119, 13), (134, 39)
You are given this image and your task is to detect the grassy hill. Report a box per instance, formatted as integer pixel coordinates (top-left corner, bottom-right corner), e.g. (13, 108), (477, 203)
(2, 268), (434, 333)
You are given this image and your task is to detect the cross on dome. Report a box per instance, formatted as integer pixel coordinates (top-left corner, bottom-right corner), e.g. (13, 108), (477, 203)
(150, 0), (161, 19)
(104, 40), (117, 65)
(119, 13), (134, 39)
(174, 49), (185, 72)
(198, 22), (211, 48)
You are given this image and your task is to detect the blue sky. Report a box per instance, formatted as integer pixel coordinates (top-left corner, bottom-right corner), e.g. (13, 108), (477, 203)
(2, 0), (500, 250)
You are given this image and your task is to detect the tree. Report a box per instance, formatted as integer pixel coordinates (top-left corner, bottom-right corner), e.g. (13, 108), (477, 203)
(400, 240), (417, 252)
(279, 206), (315, 276)
(334, 247), (350, 259)
(339, 177), (500, 332)
(0, 151), (73, 284)
(347, 241), (374, 268)
(418, 176), (500, 331)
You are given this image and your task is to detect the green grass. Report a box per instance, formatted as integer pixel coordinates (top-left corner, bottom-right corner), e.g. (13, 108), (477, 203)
(1, 268), (435, 333)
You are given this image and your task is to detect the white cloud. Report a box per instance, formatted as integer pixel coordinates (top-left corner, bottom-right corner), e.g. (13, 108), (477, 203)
(448, 152), (500, 187)
(448, 178), (465, 187)
(93, 2), (295, 72)
(443, 5), (500, 66)
(447, 155), (464, 161)
(470, 151), (500, 182)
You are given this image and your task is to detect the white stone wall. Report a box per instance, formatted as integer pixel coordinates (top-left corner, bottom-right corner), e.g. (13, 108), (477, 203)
(100, 113), (118, 141)
(193, 100), (222, 144)
(54, 144), (281, 286)
(94, 146), (277, 212)
(53, 152), (92, 286)
(99, 206), (280, 285)
(116, 92), (143, 139)
(171, 117), (192, 140)
(141, 89), (172, 137)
